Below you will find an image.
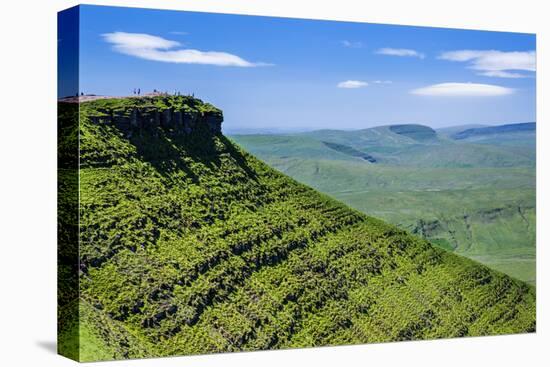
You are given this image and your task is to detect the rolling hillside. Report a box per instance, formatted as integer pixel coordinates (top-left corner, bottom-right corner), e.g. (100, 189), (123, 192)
(59, 99), (535, 361)
(436, 124), (488, 137)
(449, 122), (536, 149)
(231, 124), (536, 284)
(452, 122), (535, 140)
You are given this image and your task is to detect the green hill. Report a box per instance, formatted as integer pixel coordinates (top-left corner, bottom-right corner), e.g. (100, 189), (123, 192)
(449, 123), (536, 149)
(452, 122), (535, 139)
(59, 97), (535, 362)
(437, 124), (489, 137)
(292, 124), (535, 167)
(389, 124), (437, 142)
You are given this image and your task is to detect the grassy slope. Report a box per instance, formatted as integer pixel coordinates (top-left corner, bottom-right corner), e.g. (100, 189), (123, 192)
(437, 124), (488, 137)
(60, 100), (535, 361)
(230, 126), (535, 284)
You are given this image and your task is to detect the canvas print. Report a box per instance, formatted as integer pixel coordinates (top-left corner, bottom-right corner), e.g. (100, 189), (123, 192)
(58, 5), (536, 362)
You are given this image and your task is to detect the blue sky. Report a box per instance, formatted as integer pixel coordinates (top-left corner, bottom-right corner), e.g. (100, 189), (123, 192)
(65, 5), (536, 130)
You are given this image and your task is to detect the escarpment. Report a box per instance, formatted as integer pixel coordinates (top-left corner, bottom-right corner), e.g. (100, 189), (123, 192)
(79, 95), (223, 136)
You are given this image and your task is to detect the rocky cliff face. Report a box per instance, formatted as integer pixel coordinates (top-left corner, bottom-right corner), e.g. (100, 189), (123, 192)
(81, 96), (223, 137)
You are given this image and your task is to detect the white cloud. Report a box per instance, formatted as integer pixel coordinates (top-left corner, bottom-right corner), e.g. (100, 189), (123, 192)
(410, 82), (514, 97)
(341, 40), (363, 48)
(438, 50), (536, 78)
(477, 70), (527, 78)
(337, 80), (369, 89)
(372, 80), (393, 84)
(375, 48), (425, 59)
(104, 32), (179, 50)
(102, 32), (270, 67)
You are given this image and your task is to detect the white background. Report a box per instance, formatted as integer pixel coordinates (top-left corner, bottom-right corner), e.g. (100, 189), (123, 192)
(0, 0), (547, 365)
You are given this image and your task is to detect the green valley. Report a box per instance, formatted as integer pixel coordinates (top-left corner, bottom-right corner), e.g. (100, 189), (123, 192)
(231, 123), (536, 284)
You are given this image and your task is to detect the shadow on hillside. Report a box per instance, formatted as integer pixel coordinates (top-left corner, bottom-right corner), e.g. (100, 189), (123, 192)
(218, 135), (258, 181)
(125, 127), (258, 183)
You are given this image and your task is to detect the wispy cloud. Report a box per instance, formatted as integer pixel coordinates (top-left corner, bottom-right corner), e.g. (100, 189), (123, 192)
(169, 31), (189, 36)
(438, 50), (536, 78)
(337, 80), (369, 89)
(372, 80), (393, 84)
(341, 40), (363, 48)
(102, 32), (271, 67)
(375, 48), (425, 59)
(410, 82), (514, 97)
(478, 70), (527, 78)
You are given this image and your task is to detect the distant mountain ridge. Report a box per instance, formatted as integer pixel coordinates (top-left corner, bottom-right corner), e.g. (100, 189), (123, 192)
(256, 123), (534, 168)
(229, 122), (534, 141)
(436, 124), (489, 137)
(452, 122), (536, 140)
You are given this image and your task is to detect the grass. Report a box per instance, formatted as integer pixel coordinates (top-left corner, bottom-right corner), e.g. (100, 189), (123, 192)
(58, 99), (536, 361)
(230, 126), (536, 284)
